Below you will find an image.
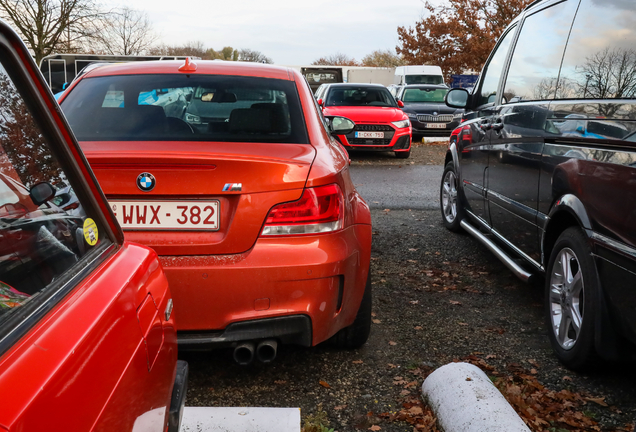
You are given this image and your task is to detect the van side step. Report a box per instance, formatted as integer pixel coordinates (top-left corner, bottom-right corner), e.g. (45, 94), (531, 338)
(460, 220), (534, 283)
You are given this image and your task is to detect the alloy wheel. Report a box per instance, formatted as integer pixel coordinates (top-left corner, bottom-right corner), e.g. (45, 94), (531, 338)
(549, 247), (584, 350)
(442, 170), (458, 223)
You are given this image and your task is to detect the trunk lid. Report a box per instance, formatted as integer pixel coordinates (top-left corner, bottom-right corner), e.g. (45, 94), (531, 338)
(81, 141), (315, 255)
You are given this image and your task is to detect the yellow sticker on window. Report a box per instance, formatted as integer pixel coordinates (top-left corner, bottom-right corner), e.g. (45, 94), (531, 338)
(83, 218), (98, 246)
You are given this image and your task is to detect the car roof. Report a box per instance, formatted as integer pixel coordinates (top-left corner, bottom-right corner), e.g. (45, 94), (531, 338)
(83, 60), (294, 81)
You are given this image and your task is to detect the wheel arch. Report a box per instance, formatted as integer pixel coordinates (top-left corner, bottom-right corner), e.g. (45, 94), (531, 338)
(542, 194), (592, 268)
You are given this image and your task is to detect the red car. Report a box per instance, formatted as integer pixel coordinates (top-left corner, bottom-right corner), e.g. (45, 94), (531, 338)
(317, 83), (412, 158)
(0, 21), (187, 431)
(59, 59), (373, 364)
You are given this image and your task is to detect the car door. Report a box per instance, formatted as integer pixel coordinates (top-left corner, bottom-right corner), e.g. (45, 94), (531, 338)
(0, 21), (184, 432)
(487, 0), (580, 265)
(457, 24), (518, 225)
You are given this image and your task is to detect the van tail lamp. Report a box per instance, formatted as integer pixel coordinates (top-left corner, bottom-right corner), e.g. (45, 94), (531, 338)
(179, 57), (197, 72)
(261, 184), (344, 236)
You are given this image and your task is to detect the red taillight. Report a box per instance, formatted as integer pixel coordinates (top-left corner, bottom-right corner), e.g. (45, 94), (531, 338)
(261, 184), (344, 236)
(63, 202), (79, 210)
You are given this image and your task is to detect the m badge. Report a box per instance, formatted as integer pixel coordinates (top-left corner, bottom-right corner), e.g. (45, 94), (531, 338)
(223, 183), (242, 192)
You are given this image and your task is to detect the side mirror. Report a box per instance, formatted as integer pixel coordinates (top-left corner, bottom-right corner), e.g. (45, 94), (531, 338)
(397, 100), (404, 108)
(30, 182), (56, 206)
(446, 88), (469, 109)
(317, 98), (323, 107)
(326, 116), (355, 136)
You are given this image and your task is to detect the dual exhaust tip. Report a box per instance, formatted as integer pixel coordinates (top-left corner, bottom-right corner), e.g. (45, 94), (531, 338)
(233, 339), (278, 365)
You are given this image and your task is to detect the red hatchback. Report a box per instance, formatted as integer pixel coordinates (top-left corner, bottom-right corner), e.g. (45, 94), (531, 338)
(59, 60), (373, 364)
(0, 21), (186, 431)
(318, 83), (412, 158)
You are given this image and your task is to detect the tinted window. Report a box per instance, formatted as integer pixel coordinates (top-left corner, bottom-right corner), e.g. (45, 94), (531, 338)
(402, 87), (448, 103)
(405, 75), (444, 85)
(503, 1), (579, 102)
(559, 0), (636, 100)
(325, 86), (397, 107)
(477, 25), (517, 106)
(0, 63), (105, 321)
(62, 74), (309, 144)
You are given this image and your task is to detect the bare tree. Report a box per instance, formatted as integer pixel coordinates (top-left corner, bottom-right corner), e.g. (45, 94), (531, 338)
(312, 53), (358, 66)
(238, 48), (273, 64)
(0, 0), (105, 63)
(576, 47), (636, 116)
(95, 6), (156, 56)
(148, 41), (210, 59)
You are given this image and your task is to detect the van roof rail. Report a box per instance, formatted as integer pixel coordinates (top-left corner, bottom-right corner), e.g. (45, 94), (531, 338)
(524, 0), (544, 11)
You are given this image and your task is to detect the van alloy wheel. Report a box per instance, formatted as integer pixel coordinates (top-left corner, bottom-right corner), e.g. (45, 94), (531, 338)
(549, 247), (584, 350)
(442, 170), (458, 223)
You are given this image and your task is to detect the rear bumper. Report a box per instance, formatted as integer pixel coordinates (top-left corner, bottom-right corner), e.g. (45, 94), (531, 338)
(159, 224), (372, 346)
(168, 360), (188, 432)
(178, 315), (312, 350)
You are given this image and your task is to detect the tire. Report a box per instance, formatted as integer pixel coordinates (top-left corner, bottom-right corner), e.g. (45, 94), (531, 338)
(395, 150), (411, 159)
(545, 227), (600, 370)
(331, 270), (372, 349)
(440, 162), (464, 232)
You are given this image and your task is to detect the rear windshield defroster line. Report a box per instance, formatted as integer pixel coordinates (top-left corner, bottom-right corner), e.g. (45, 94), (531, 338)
(61, 74), (309, 144)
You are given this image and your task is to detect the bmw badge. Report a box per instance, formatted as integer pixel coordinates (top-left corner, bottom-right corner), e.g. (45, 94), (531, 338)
(137, 172), (156, 192)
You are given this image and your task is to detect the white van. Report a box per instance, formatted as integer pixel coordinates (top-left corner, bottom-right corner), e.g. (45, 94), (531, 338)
(394, 65), (445, 85)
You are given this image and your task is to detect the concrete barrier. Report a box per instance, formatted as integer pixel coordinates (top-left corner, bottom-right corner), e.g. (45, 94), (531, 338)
(421, 362), (530, 432)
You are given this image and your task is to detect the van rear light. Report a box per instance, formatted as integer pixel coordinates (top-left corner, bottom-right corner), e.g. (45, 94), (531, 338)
(261, 184), (344, 236)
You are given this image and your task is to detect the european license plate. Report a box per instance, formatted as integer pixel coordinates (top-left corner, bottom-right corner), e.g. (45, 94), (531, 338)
(109, 200), (220, 230)
(426, 123), (447, 129)
(355, 131), (384, 138)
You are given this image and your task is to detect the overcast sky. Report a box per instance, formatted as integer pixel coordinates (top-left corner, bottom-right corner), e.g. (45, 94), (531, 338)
(105, 0), (430, 65)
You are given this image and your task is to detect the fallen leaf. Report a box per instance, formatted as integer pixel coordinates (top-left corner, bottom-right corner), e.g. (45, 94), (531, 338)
(387, 363), (398, 368)
(352, 360), (363, 364)
(414, 326), (423, 330)
(319, 380), (331, 388)
(334, 405), (347, 410)
(408, 248), (418, 252)
(274, 380), (286, 385)
(409, 406), (424, 415)
(486, 354), (497, 359)
(372, 319), (382, 324)
(389, 341), (397, 346)
(585, 397), (608, 407)
(409, 300), (419, 305)
(407, 259), (418, 263)
(400, 390), (411, 396)
(563, 376), (572, 381)
(458, 322), (468, 326)
(449, 300), (461, 305)
(530, 368), (537, 375)
(466, 377), (472, 381)
(369, 426), (381, 431)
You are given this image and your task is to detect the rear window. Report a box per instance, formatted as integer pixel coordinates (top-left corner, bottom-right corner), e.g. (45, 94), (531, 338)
(325, 86), (397, 108)
(405, 75), (444, 85)
(61, 74), (309, 144)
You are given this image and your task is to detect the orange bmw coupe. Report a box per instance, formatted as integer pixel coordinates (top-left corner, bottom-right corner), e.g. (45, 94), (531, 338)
(59, 59), (372, 364)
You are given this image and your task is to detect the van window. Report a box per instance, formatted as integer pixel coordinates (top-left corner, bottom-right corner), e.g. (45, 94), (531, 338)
(476, 25), (516, 107)
(405, 75), (444, 85)
(503, 1), (579, 102)
(559, 0), (636, 101)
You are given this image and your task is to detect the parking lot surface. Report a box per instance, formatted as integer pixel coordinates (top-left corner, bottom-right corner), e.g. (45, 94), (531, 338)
(182, 143), (636, 432)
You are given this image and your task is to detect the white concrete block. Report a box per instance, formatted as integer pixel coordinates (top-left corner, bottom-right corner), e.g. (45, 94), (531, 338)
(179, 407), (300, 432)
(421, 362), (530, 432)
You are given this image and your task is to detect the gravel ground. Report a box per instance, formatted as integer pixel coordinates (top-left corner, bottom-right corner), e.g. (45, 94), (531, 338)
(181, 142), (636, 432)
